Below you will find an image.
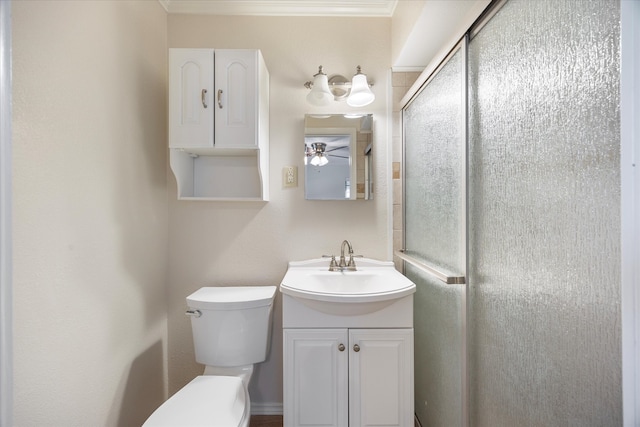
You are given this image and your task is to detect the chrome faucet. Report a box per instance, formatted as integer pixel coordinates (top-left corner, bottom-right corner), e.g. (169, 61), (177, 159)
(323, 240), (360, 271)
(339, 240), (357, 271)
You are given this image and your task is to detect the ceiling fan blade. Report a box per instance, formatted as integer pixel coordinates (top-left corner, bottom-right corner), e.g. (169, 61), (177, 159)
(325, 146), (348, 153)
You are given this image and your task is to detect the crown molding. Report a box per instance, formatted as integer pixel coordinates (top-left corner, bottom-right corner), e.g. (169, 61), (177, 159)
(158, 0), (397, 17)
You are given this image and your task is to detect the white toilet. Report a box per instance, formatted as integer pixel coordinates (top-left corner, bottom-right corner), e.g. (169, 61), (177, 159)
(143, 285), (277, 427)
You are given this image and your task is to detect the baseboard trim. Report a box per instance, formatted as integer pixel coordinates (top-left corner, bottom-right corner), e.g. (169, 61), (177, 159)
(251, 402), (283, 416)
(252, 404), (420, 421)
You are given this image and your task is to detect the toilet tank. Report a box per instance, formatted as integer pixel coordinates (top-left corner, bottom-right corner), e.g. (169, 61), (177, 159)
(186, 286), (277, 367)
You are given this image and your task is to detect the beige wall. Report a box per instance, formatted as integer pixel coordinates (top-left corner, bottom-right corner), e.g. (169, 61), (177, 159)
(12, 1), (169, 425)
(11, 4), (392, 423)
(390, 71), (421, 271)
(391, 0), (426, 67)
(167, 15), (391, 407)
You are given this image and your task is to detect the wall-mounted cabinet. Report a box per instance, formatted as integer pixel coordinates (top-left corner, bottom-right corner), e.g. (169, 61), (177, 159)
(168, 48), (269, 200)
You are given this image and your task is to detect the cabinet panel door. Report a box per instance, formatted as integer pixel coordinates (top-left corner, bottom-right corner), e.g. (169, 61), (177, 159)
(169, 49), (214, 148)
(349, 329), (414, 427)
(284, 329), (348, 427)
(214, 50), (257, 148)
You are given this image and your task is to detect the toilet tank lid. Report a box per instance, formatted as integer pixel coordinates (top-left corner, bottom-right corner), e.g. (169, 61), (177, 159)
(187, 286), (277, 310)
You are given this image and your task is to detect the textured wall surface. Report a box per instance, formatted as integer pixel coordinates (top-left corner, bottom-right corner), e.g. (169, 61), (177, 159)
(12, 1), (169, 425)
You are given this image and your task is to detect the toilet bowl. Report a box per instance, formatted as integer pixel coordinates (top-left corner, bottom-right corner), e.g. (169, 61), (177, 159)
(143, 376), (248, 427)
(143, 286), (277, 427)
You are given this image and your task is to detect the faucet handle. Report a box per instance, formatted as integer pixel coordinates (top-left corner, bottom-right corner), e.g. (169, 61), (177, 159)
(346, 254), (363, 269)
(347, 256), (354, 267)
(322, 255), (339, 271)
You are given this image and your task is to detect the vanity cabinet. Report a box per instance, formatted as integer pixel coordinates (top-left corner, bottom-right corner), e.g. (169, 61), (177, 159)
(284, 329), (348, 426)
(168, 48), (269, 200)
(283, 328), (413, 427)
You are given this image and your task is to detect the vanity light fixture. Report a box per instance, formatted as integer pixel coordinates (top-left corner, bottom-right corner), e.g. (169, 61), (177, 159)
(304, 65), (375, 107)
(346, 66), (375, 107)
(305, 66), (333, 106)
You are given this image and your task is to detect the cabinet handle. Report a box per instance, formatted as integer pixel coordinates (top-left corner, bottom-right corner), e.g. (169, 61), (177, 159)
(201, 89), (208, 108)
(338, 343), (345, 352)
(353, 344), (360, 352)
(217, 89), (223, 108)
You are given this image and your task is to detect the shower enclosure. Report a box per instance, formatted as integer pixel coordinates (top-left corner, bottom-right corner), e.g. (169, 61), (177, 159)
(400, 0), (621, 425)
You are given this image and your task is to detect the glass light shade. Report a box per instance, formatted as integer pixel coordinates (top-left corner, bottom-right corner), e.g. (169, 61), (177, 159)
(306, 73), (333, 106)
(310, 154), (328, 166)
(347, 73), (375, 107)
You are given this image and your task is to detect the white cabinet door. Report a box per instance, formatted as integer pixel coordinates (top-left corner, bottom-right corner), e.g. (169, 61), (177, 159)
(284, 329), (349, 427)
(349, 329), (414, 427)
(168, 49), (214, 148)
(214, 50), (258, 148)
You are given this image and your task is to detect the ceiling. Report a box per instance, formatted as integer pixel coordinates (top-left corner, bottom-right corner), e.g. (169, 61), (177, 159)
(158, 0), (398, 16)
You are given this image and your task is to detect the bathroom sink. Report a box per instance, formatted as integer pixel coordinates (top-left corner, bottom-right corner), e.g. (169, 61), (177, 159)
(280, 258), (416, 315)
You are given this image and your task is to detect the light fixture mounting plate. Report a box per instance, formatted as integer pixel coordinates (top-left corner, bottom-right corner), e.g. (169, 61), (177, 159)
(328, 75), (351, 100)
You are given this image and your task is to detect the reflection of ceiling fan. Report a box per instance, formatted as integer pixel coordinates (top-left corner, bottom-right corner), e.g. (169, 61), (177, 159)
(305, 142), (349, 166)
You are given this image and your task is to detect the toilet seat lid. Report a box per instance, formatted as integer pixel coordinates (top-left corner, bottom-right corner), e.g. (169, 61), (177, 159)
(143, 376), (246, 427)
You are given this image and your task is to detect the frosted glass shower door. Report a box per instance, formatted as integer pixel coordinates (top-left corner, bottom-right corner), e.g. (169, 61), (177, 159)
(402, 45), (466, 427)
(467, 0), (621, 425)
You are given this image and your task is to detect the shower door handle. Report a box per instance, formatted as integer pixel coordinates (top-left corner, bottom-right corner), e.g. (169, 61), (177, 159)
(395, 249), (466, 285)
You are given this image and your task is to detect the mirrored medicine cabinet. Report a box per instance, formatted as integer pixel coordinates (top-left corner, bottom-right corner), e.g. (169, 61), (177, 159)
(304, 114), (373, 201)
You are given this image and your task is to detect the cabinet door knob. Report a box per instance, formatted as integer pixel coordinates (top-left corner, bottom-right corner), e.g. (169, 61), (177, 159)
(338, 343), (345, 352)
(201, 89), (208, 108)
(217, 89), (223, 108)
(353, 344), (360, 352)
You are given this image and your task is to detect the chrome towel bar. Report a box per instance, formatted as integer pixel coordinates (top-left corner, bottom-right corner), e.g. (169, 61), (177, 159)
(395, 250), (466, 285)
